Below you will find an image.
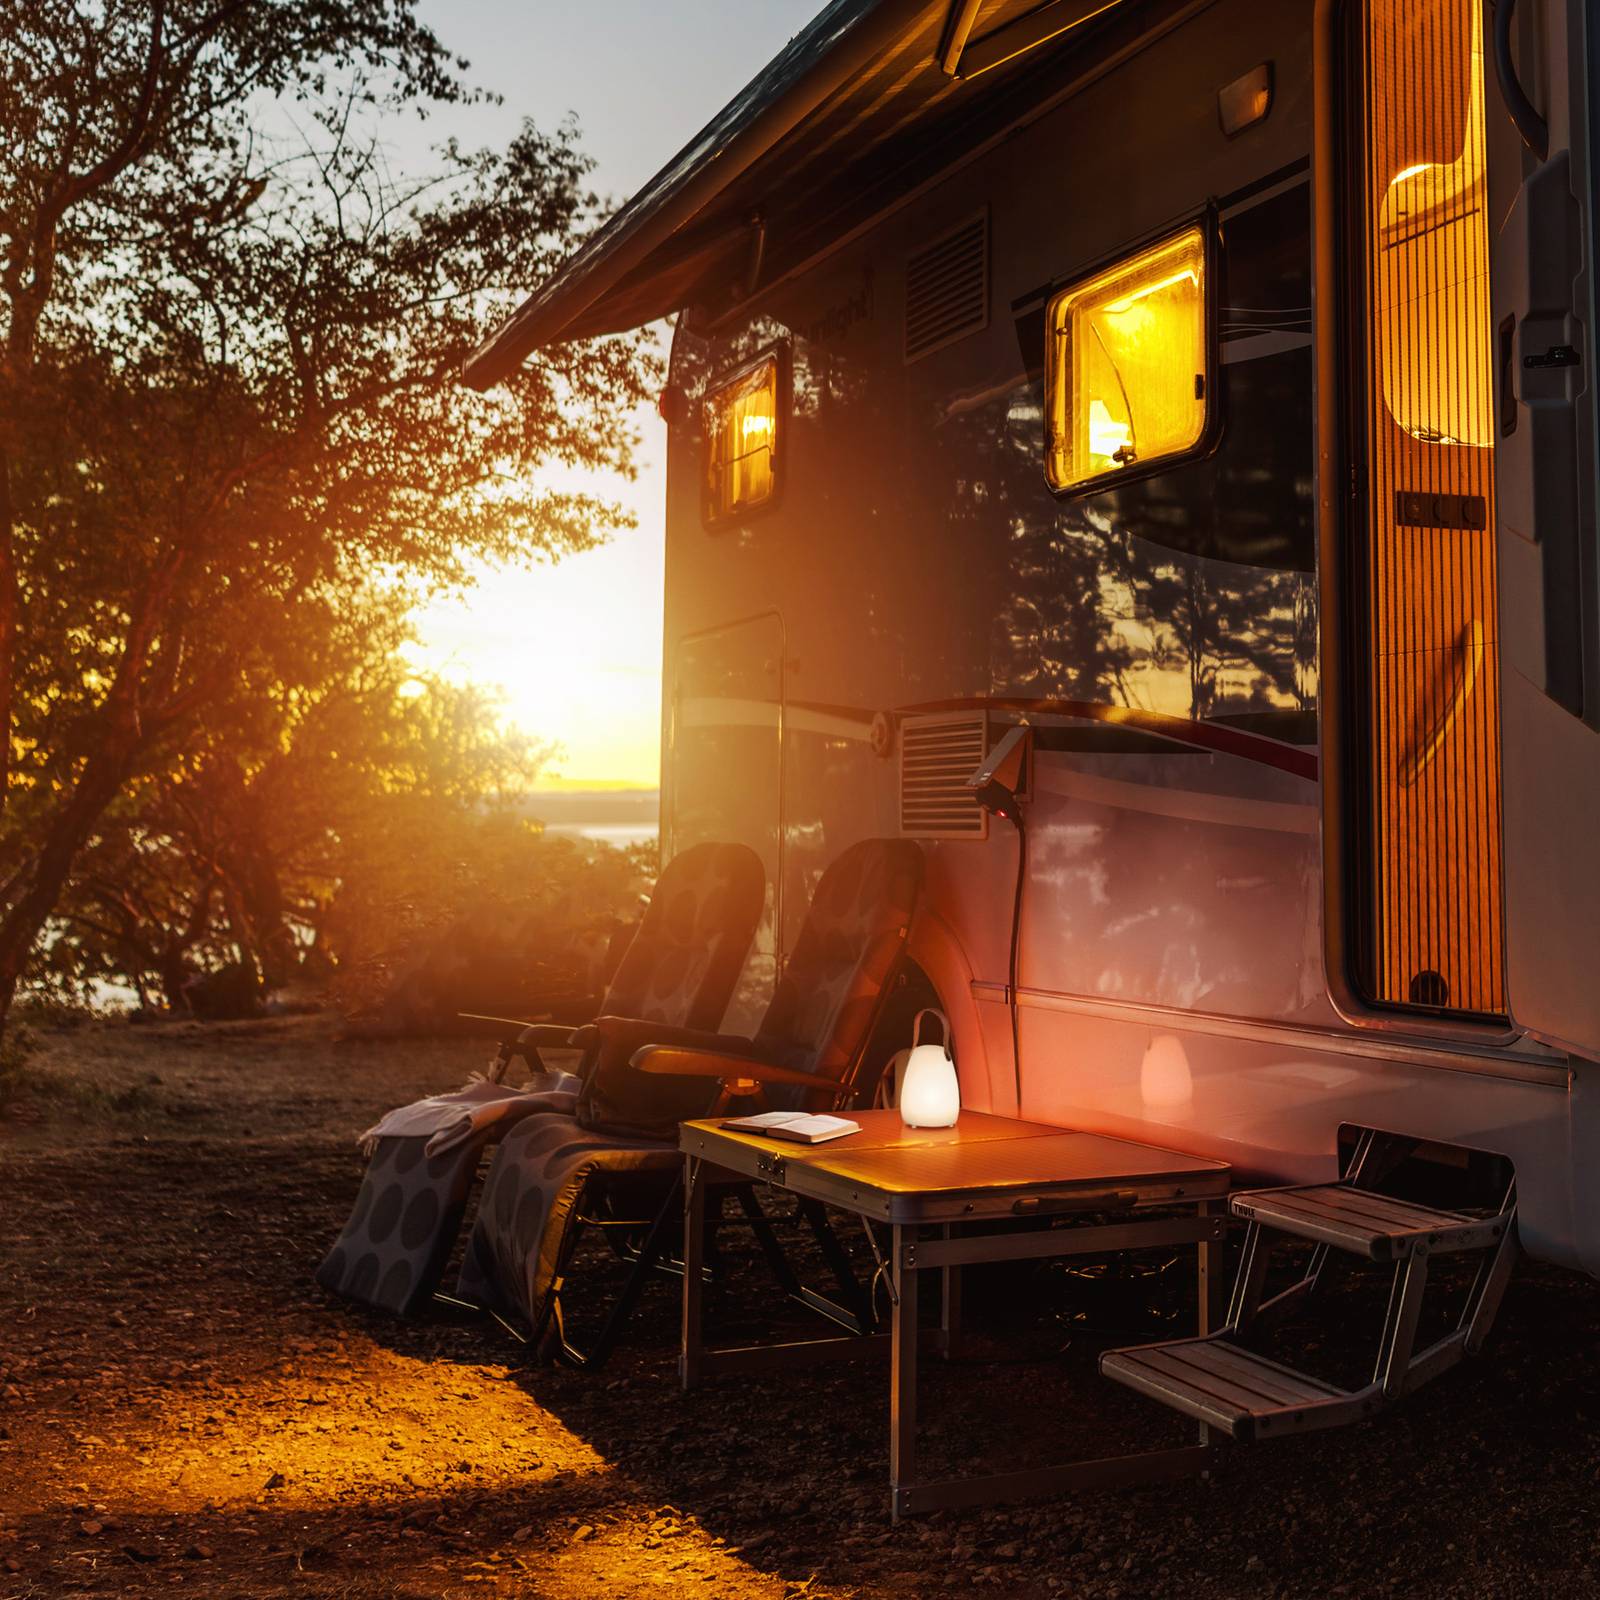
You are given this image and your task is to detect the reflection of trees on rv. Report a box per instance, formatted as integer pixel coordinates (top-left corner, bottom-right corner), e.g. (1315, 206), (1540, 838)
(985, 182), (1317, 724)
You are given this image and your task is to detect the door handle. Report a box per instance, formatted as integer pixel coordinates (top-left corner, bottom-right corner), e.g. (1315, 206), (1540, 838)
(1400, 619), (1484, 788)
(1493, 0), (1549, 160)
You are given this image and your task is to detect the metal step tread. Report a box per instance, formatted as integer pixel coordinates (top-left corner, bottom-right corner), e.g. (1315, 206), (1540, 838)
(1100, 1336), (1373, 1442)
(1231, 1184), (1507, 1260)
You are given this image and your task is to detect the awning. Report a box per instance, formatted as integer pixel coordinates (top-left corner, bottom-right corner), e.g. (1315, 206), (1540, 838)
(463, 0), (1151, 389)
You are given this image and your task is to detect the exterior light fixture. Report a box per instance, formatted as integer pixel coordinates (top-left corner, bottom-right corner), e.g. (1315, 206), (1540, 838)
(966, 722), (1031, 821)
(1219, 63), (1273, 137)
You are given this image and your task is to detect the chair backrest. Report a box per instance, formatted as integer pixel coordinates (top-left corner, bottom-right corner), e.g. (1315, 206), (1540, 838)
(600, 841), (765, 1031)
(755, 838), (924, 1105)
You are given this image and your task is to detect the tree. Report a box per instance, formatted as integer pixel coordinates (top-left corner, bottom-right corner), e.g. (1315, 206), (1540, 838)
(43, 591), (643, 1023)
(1, 1), (467, 799)
(0, 2), (658, 1037)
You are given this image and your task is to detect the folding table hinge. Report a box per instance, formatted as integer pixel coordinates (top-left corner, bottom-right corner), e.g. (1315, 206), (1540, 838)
(756, 1151), (787, 1184)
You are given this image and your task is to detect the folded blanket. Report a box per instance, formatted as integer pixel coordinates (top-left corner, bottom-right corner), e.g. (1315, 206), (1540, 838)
(359, 1073), (580, 1157)
(321, 1078), (584, 1317)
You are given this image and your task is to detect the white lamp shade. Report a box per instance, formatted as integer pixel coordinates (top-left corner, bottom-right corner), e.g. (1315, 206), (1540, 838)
(900, 1045), (961, 1126)
(899, 995), (961, 1130)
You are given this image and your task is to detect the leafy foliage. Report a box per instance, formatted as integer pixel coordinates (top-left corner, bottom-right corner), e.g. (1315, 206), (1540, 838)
(0, 2), (660, 1027)
(45, 603), (649, 1021)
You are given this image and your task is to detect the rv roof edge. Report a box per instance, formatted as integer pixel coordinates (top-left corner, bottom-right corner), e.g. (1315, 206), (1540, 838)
(461, 0), (932, 391)
(957, 0), (1126, 81)
(700, 0), (1213, 339)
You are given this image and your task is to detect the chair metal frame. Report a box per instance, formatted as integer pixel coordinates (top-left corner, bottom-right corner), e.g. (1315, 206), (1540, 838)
(519, 956), (916, 1367)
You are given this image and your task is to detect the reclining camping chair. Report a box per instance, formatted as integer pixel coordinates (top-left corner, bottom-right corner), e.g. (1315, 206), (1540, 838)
(315, 841), (764, 1316)
(454, 837), (924, 1365)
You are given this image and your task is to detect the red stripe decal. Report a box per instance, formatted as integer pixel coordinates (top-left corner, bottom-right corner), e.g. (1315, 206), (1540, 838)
(900, 696), (1319, 782)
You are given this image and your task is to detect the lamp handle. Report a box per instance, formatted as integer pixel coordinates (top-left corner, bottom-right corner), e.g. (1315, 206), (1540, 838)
(912, 1008), (951, 1050)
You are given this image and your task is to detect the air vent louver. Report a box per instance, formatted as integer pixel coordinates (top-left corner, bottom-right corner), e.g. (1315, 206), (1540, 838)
(899, 713), (989, 839)
(904, 212), (989, 362)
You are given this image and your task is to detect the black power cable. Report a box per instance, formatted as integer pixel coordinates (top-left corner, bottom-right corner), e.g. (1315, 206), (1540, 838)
(968, 722), (1032, 1111)
(1005, 809), (1027, 1112)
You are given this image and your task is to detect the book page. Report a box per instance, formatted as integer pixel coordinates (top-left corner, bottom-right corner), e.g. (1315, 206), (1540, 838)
(782, 1116), (857, 1137)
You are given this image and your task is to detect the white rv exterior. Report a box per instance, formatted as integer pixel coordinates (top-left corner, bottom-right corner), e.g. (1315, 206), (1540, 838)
(469, 0), (1600, 1275)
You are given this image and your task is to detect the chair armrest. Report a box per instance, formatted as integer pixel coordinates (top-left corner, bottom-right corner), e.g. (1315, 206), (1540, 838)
(629, 1045), (845, 1094)
(587, 1015), (757, 1059)
(456, 1012), (595, 1045)
(457, 1016), (589, 1083)
(516, 1023), (582, 1048)
(458, 1011), (544, 1033)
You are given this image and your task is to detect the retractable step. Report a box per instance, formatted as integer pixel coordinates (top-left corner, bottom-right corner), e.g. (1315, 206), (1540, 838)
(1101, 1336), (1380, 1442)
(1101, 1169), (1518, 1446)
(1231, 1184), (1508, 1261)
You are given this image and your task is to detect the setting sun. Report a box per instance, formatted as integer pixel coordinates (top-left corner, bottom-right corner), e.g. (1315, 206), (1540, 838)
(404, 433), (666, 790)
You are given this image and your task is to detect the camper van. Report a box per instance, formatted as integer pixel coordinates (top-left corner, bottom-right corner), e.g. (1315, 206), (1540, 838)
(467, 0), (1597, 1433)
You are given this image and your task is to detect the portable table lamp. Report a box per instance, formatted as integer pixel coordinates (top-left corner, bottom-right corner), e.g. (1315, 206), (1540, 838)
(899, 1008), (960, 1127)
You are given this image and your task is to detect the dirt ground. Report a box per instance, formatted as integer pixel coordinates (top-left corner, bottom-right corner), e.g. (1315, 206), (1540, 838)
(2, 1014), (1599, 1600)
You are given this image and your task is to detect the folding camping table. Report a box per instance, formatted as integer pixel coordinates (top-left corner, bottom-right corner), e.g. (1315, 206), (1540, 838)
(678, 1109), (1231, 1518)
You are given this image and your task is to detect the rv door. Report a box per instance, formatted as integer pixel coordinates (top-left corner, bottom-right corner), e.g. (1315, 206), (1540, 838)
(665, 613), (784, 1033)
(1490, 0), (1600, 1056)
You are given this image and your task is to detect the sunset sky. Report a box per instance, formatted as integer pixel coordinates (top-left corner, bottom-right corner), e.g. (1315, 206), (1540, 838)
(402, 1), (817, 789)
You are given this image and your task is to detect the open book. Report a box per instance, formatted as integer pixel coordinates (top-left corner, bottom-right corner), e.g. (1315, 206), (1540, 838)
(721, 1110), (861, 1145)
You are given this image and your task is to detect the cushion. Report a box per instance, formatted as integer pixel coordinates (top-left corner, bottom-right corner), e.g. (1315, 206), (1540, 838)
(455, 1111), (679, 1339)
(601, 841), (764, 1028)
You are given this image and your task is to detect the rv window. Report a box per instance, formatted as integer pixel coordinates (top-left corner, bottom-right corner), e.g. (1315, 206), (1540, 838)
(1045, 226), (1208, 493)
(703, 352), (781, 524)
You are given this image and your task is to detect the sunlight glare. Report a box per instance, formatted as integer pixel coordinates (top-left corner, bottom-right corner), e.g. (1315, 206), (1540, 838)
(405, 416), (666, 789)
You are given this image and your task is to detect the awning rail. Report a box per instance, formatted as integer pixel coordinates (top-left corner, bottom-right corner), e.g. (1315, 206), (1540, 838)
(462, 0), (931, 388)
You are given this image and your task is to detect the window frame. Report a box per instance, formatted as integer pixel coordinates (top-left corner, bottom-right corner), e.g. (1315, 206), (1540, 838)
(700, 342), (791, 530)
(1042, 214), (1221, 499)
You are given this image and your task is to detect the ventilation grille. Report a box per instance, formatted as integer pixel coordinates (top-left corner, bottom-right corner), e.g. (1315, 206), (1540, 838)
(904, 212), (989, 362)
(900, 713), (988, 839)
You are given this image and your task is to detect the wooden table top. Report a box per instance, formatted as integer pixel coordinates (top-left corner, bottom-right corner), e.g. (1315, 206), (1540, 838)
(681, 1111), (1230, 1223)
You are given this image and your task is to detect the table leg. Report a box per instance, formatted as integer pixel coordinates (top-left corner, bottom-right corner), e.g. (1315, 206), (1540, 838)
(940, 1223), (962, 1360)
(889, 1223), (919, 1520)
(1196, 1197), (1228, 1452)
(1198, 1197), (1227, 1336)
(680, 1156), (705, 1391)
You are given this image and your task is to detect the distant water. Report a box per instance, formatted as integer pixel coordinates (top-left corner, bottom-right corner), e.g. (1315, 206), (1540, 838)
(545, 821), (658, 848)
(530, 789), (659, 852)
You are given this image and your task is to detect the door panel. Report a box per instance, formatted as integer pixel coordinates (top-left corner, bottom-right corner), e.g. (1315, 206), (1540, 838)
(1352, 0), (1507, 1018)
(1491, 0), (1600, 1056)
(667, 613), (784, 1033)
(1373, 632), (1505, 1010)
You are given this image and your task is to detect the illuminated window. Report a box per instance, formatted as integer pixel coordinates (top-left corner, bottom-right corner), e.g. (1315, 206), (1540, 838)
(1045, 226), (1209, 492)
(703, 352), (782, 524)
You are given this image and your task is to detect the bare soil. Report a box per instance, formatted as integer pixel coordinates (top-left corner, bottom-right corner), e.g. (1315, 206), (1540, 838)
(2, 1014), (1599, 1599)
